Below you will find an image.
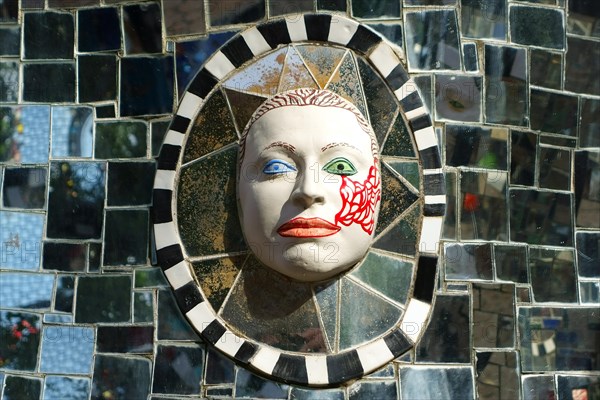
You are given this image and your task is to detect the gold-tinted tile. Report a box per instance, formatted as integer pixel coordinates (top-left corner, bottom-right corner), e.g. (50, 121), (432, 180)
(325, 52), (368, 117)
(223, 89), (267, 133)
(296, 44), (346, 89)
(278, 46), (319, 92)
(192, 255), (246, 312)
(223, 47), (287, 97)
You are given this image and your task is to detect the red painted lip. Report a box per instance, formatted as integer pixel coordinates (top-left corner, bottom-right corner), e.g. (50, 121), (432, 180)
(277, 217), (341, 238)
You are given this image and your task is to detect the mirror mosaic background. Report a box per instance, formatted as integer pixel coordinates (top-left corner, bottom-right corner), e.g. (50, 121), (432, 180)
(0, 0), (598, 398)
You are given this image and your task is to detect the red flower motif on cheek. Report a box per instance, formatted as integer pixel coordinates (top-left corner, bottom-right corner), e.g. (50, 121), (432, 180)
(335, 159), (381, 235)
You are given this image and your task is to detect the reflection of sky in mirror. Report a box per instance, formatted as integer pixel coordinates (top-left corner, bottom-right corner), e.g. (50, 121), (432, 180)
(41, 326), (95, 374)
(44, 376), (91, 400)
(71, 162), (105, 196)
(19, 106), (50, 163)
(51, 106), (94, 158)
(0, 211), (44, 270)
(0, 272), (54, 309)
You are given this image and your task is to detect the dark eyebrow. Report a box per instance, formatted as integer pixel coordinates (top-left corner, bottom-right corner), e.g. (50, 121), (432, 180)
(321, 142), (363, 153)
(262, 141), (297, 154)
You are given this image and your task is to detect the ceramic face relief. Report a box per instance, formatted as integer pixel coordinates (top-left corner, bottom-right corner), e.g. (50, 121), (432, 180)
(238, 89), (381, 281)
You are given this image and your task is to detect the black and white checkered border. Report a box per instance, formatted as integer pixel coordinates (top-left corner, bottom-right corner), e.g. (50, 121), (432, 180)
(152, 13), (445, 387)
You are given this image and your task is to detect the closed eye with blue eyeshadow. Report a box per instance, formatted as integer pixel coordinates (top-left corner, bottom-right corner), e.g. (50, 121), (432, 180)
(263, 159), (297, 174)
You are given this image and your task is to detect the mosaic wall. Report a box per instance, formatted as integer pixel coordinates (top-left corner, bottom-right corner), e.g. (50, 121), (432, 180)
(0, 0), (598, 399)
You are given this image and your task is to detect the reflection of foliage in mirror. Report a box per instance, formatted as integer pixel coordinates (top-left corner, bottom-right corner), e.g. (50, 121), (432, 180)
(0, 311), (41, 371)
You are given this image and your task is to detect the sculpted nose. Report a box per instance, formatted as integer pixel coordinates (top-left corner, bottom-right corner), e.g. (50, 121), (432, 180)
(292, 171), (325, 209)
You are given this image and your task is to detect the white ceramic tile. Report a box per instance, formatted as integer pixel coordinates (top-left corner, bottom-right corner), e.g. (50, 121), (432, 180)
(205, 51), (236, 80)
(178, 92), (203, 118)
(242, 27), (272, 56)
(164, 261), (193, 290)
(153, 221), (179, 250)
(153, 169), (176, 191)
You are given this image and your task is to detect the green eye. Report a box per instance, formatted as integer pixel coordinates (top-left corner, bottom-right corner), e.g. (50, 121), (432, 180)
(323, 158), (357, 175)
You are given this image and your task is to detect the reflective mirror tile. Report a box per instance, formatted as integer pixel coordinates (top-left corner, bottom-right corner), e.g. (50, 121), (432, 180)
(123, 3), (162, 54)
(153, 344), (204, 394)
(0, 106), (50, 163)
(48, 0), (97, 6)
(576, 232), (600, 278)
(445, 243), (493, 280)
(270, 0), (313, 16)
(579, 98), (600, 148)
(510, 5), (565, 49)
(88, 243), (101, 272)
(95, 104), (115, 119)
(44, 376), (91, 400)
(400, 367), (474, 399)
(3, 375), (42, 400)
(473, 284), (515, 348)
(97, 326), (153, 353)
(47, 162), (105, 239)
(54, 275), (74, 312)
(77, 7), (121, 52)
(0, 272), (54, 310)
(495, 244), (528, 283)
(95, 121), (147, 159)
(435, 75), (482, 122)
(565, 37), (600, 96)
(157, 290), (199, 341)
(134, 267), (167, 289)
(575, 151), (600, 229)
(290, 386), (345, 400)
(0, 0), (17, 22)
(235, 368), (289, 399)
(476, 352), (519, 400)
(568, 0), (600, 38)
(0, 311), (41, 371)
(519, 307), (599, 371)
(119, 56), (174, 117)
(530, 49), (562, 90)
(23, 63), (76, 103)
(406, 0), (455, 4)
(557, 375), (600, 400)
(461, 0), (506, 39)
(2, 167), (46, 209)
(348, 380), (398, 399)
(163, 0), (205, 37)
(442, 170), (457, 239)
(529, 248), (577, 303)
(75, 275), (132, 323)
(208, 0), (265, 26)
(352, 0), (400, 19)
(522, 375), (555, 400)
(91, 355), (151, 399)
(40, 326), (94, 374)
(484, 45), (528, 126)
(462, 42), (478, 72)
(538, 147), (571, 190)
(21, 0), (44, 9)
(367, 23), (403, 47)
(580, 282), (600, 303)
(0, 61), (18, 102)
(151, 120), (170, 157)
(104, 209), (149, 266)
(0, 211), (43, 270)
(416, 295), (470, 363)
(23, 11), (74, 59)
(405, 10), (461, 70)
(78, 55), (118, 103)
(107, 162), (155, 206)
(510, 189), (573, 246)
(446, 125), (508, 170)
(510, 130), (537, 186)
(205, 347), (235, 384)
(530, 89), (578, 136)
(317, 0), (346, 11)
(51, 106), (94, 158)
(134, 291), (153, 323)
(540, 134), (577, 148)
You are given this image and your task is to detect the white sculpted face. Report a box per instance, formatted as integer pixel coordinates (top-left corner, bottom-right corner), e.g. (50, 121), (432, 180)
(238, 91), (381, 281)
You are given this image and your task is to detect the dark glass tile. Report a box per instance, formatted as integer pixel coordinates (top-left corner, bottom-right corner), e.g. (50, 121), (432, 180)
(367, 24), (402, 50)
(522, 375), (555, 399)
(134, 292), (153, 323)
(530, 49), (562, 90)
(88, 243), (102, 272)
(134, 267), (167, 288)
(401, 367), (474, 399)
(235, 368), (289, 399)
(151, 119), (169, 157)
(2, 167), (47, 209)
(317, 0), (346, 11)
(435, 75), (481, 122)
(47, 162), (105, 240)
(1, 272), (54, 310)
(576, 231), (600, 278)
(120, 56), (174, 117)
(580, 282), (600, 303)
(416, 295), (470, 362)
(209, 0), (265, 26)
(107, 162), (155, 206)
(270, 0), (313, 16)
(0, 211), (44, 270)
(519, 307), (599, 371)
(95, 121), (147, 159)
(21, 0), (44, 8)
(157, 290), (199, 341)
(176, 31), (237, 95)
(352, 0), (400, 18)
(205, 388), (234, 397)
(473, 284), (515, 348)
(205, 347), (235, 384)
(23, 63), (75, 103)
(446, 125), (508, 170)
(23, 12), (74, 59)
(460, 170), (508, 241)
(182, 90), (237, 163)
(43, 243), (86, 272)
(95, 105), (115, 119)
(579, 98), (600, 148)
(530, 89), (578, 136)
(510, 189), (573, 246)
(565, 36), (600, 96)
(178, 147), (246, 257)
(291, 387), (345, 400)
(510, 6), (565, 49)
(494, 244), (528, 283)
(0, 27), (19, 56)
(77, 7), (121, 52)
(540, 134), (577, 148)
(40, 326), (94, 373)
(557, 375), (600, 400)
(75, 275), (132, 323)
(44, 377), (91, 400)
(327, 52), (368, 116)
(406, 0), (455, 4)
(224, 89), (269, 134)
(445, 243), (493, 280)
(348, 381), (398, 399)
(517, 287), (531, 302)
(153, 344), (204, 394)
(0, 0), (18, 22)
(463, 42), (478, 72)
(104, 209), (148, 266)
(0, 61), (18, 103)
(92, 355), (151, 399)
(0, 106), (50, 163)
(574, 151), (599, 229)
(51, 106), (94, 157)
(442, 170), (457, 239)
(314, 280), (339, 351)
(3, 376), (42, 400)
(48, 0), (97, 6)
(97, 326), (153, 353)
(78, 55), (118, 102)
(54, 275), (75, 312)
(568, 0), (600, 38)
(192, 256), (244, 312)
(123, 3), (162, 54)
(377, 164), (418, 236)
(405, 10), (461, 70)
(510, 130), (537, 186)
(539, 147), (571, 190)
(461, 0), (506, 39)
(476, 352), (519, 400)
(484, 45), (528, 126)
(0, 311), (41, 371)
(163, 0), (206, 37)
(530, 248), (576, 302)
